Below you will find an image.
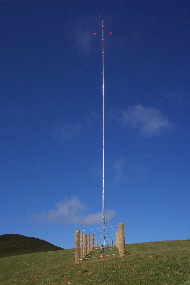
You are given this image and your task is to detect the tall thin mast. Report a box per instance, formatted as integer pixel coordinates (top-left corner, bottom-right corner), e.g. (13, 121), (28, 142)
(94, 20), (111, 247)
(102, 20), (105, 246)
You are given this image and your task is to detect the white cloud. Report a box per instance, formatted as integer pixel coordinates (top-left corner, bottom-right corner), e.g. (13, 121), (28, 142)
(113, 158), (126, 183)
(46, 197), (85, 223)
(75, 27), (92, 54)
(165, 88), (190, 105)
(51, 110), (100, 142)
(166, 90), (185, 100)
(121, 104), (171, 136)
(66, 17), (96, 55)
(82, 210), (115, 226)
(52, 122), (82, 141)
(32, 196), (115, 226)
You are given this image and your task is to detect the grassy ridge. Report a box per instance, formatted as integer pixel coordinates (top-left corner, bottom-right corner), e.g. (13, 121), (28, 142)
(0, 234), (63, 258)
(0, 239), (190, 284)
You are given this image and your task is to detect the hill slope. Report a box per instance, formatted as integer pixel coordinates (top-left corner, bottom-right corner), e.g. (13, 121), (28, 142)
(0, 240), (190, 284)
(0, 234), (63, 257)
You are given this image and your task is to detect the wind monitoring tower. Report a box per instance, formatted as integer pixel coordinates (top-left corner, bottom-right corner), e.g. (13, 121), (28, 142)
(94, 20), (112, 246)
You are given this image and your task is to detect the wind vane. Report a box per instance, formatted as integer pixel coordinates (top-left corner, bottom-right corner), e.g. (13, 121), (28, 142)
(94, 20), (112, 246)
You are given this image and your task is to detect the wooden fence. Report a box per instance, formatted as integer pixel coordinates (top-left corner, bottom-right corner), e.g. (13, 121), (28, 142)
(75, 223), (125, 262)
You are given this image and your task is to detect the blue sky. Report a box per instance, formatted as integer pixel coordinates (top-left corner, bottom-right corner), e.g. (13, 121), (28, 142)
(1, 0), (190, 248)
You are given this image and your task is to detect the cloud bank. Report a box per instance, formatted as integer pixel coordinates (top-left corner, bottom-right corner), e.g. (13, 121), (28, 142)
(121, 104), (171, 136)
(32, 196), (115, 226)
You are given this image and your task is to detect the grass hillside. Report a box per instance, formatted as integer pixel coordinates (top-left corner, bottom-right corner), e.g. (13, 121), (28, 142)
(0, 239), (190, 284)
(0, 234), (63, 258)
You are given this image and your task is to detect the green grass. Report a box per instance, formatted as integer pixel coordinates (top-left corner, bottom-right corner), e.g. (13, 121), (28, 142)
(0, 240), (190, 284)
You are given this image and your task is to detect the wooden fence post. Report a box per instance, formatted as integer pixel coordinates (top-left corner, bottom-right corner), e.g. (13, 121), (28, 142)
(91, 234), (94, 251)
(85, 234), (88, 257)
(75, 230), (80, 263)
(88, 234), (90, 254)
(116, 230), (119, 248)
(118, 223), (125, 257)
(81, 233), (84, 260)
